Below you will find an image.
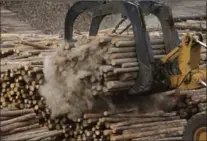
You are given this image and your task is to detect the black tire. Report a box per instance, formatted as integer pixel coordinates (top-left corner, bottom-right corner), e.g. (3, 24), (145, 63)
(183, 112), (207, 141)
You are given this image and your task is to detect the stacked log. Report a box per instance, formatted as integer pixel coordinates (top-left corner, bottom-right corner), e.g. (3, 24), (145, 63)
(65, 110), (186, 141)
(174, 20), (206, 32)
(1, 17), (207, 141)
(0, 65), (49, 124)
(0, 108), (63, 141)
(175, 88), (207, 119)
(53, 33), (206, 97)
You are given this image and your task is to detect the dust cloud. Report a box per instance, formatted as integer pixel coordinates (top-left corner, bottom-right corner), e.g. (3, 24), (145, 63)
(39, 35), (113, 120)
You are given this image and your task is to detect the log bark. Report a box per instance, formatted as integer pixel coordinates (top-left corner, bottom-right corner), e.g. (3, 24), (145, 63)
(109, 47), (136, 53)
(0, 109), (34, 117)
(28, 130), (63, 141)
(20, 41), (51, 50)
(105, 81), (135, 89)
(1, 113), (37, 126)
(110, 116), (180, 129)
(2, 124), (39, 135)
(114, 67), (139, 73)
(121, 62), (139, 68)
(110, 127), (184, 141)
(110, 52), (136, 59)
(111, 58), (137, 65)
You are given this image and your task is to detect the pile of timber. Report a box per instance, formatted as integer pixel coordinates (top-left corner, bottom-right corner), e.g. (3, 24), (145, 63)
(1, 33), (60, 72)
(0, 17), (207, 141)
(175, 88), (207, 119)
(60, 33), (206, 96)
(174, 19), (206, 32)
(62, 110), (186, 141)
(0, 108), (63, 141)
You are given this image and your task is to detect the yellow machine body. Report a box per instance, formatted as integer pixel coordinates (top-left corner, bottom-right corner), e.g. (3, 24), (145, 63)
(161, 33), (206, 89)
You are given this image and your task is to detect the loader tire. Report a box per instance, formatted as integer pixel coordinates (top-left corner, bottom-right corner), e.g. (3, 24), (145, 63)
(183, 112), (207, 141)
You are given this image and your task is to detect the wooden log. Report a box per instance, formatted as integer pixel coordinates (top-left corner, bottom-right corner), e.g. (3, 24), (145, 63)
(153, 137), (183, 141)
(0, 117), (12, 121)
(0, 42), (15, 48)
(0, 109), (34, 117)
(105, 81), (135, 89)
(175, 24), (206, 31)
(2, 124), (39, 135)
(2, 128), (49, 141)
(110, 52), (136, 59)
(122, 120), (185, 134)
(1, 120), (38, 133)
(83, 113), (102, 119)
(151, 44), (165, 50)
(119, 73), (137, 81)
(99, 37), (112, 44)
(110, 116), (180, 129)
(173, 15), (206, 22)
(109, 47), (136, 53)
(114, 39), (164, 47)
(110, 127), (184, 141)
(111, 58), (137, 65)
(112, 119), (186, 133)
(121, 62), (139, 68)
(28, 130), (63, 141)
(20, 40), (51, 50)
(99, 65), (114, 73)
(114, 67), (139, 74)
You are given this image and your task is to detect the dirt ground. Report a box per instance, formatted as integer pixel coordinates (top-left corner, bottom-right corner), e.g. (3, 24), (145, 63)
(1, 0), (206, 34)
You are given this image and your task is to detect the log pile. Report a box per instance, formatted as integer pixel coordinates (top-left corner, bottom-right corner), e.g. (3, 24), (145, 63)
(50, 33), (206, 97)
(174, 19), (206, 32)
(0, 108), (63, 141)
(0, 17), (206, 141)
(175, 88), (207, 119)
(41, 108), (186, 141)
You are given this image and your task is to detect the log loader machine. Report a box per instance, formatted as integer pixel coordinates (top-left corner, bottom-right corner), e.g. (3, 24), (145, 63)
(64, 1), (207, 141)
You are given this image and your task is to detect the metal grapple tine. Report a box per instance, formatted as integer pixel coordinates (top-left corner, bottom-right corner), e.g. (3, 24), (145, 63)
(64, 1), (105, 42)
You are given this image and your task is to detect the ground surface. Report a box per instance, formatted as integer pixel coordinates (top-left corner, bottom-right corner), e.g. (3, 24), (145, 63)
(1, 7), (42, 34)
(1, 0), (206, 34)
